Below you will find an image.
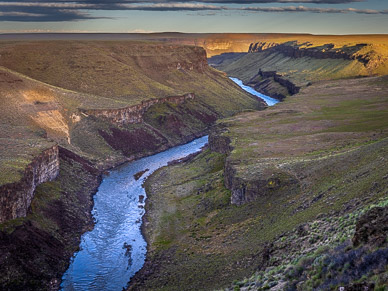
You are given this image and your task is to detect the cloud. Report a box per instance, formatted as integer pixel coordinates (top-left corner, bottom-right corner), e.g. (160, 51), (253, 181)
(241, 5), (388, 14)
(118, 3), (224, 11)
(0, 0), (385, 22)
(0, 0), (366, 7)
(0, 11), (45, 17)
(0, 5), (106, 21)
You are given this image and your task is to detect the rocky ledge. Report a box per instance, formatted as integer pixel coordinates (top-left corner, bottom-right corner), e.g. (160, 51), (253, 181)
(248, 41), (369, 64)
(0, 145), (59, 223)
(79, 93), (195, 125)
(246, 69), (301, 101)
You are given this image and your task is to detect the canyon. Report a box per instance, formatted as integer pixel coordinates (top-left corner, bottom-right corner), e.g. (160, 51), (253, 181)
(127, 35), (388, 290)
(0, 33), (387, 290)
(0, 38), (263, 290)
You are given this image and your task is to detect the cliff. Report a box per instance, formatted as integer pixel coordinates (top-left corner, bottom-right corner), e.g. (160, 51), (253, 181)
(0, 145), (59, 223)
(248, 41), (367, 63)
(210, 76), (388, 206)
(80, 93), (195, 125)
(245, 69), (301, 100)
(208, 126), (232, 154)
(223, 160), (299, 206)
(0, 40), (262, 217)
(0, 145), (101, 290)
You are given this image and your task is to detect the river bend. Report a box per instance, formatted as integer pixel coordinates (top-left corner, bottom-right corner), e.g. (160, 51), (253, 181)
(61, 136), (208, 290)
(61, 77), (276, 290)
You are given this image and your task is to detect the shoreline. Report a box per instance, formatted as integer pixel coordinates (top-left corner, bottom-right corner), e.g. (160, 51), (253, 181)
(57, 132), (210, 289)
(128, 142), (209, 290)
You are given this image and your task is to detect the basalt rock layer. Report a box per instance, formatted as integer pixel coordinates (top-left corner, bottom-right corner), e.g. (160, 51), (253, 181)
(0, 145), (59, 223)
(0, 41), (262, 220)
(0, 147), (101, 291)
(248, 41), (368, 64)
(80, 93), (195, 125)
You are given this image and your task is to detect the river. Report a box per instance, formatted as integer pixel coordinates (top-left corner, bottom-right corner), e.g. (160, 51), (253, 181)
(61, 77), (276, 290)
(60, 136), (208, 290)
(230, 77), (279, 106)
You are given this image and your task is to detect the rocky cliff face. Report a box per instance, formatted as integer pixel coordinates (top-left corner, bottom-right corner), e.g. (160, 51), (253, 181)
(0, 146), (59, 222)
(248, 41), (368, 64)
(248, 42), (280, 53)
(251, 69), (301, 100)
(209, 124), (299, 206)
(223, 160), (298, 205)
(208, 126), (232, 154)
(80, 93), (195, 125)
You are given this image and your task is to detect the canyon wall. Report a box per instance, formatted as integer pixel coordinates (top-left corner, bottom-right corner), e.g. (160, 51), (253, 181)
(208, 127), (232, 154)
(0, 145), (59, 223)
(79, 93), (195, 125)
(256, 69), (301, 97)
(209, 125), (299, 206)
(248, 41), (368, 64)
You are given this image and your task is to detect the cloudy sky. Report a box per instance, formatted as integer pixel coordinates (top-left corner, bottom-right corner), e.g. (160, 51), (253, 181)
(0, 0), (387, 34)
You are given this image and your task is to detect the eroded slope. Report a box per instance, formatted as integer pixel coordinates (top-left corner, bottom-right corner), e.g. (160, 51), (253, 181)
(129, 76), (388, 290)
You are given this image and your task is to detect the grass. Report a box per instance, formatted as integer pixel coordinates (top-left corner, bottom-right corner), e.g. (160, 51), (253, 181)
(214, 51), (368, 88)
(209, 35), (388, 101)
(0, 40), (261, 187)
(135, 135), (388, 290)
(131, 75), (388, 290)
(0, 41), (259, 115)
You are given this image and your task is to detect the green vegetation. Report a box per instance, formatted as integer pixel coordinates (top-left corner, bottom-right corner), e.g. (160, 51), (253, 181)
(229, 197), (388, 291)
(130, 75), (388, 290)
(0, 41), (261, 187)
(1, 35), (388, 290)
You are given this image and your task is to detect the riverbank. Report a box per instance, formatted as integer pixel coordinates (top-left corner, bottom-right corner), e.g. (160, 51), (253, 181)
(0, 128), (213, 290)
(127, 75), (388, 290)
(61, 136), (208, 290)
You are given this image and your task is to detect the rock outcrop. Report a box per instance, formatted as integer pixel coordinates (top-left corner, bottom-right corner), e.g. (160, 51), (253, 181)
(79, 93), (195, 125)
(248, 42), (280, 53)
(248, 41), (369, 64)
(224, 160), (298, 205)
(254, 69), (301, 99)
(208, 126), (232, 154)
(209, 123), (299, 206)
(0, 145), (59, 222)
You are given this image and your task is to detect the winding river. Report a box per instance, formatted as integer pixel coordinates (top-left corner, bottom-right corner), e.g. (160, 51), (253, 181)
(61, 78), (276, 290)
(61, 136), (208, 290)
(230, 77), (279, 106)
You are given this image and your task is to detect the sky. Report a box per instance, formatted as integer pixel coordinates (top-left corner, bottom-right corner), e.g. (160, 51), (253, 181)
(0, 0), (387, 34)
